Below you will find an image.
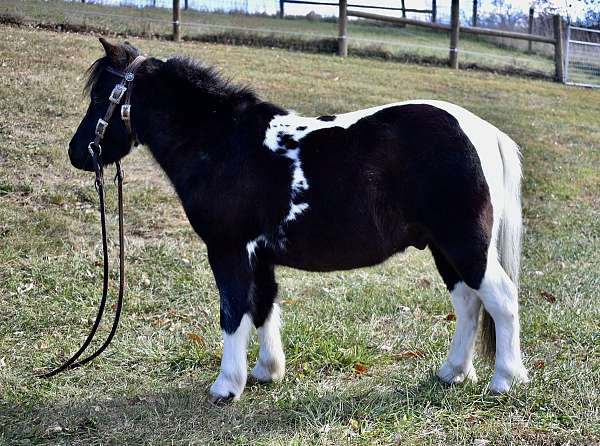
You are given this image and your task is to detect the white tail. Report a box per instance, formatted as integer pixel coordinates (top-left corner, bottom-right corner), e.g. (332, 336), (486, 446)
(496, 131), (523, 288)
(480, 130), (523, 360)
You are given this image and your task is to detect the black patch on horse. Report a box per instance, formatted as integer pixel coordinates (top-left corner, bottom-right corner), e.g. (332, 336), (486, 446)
(317, 115), (336, 122)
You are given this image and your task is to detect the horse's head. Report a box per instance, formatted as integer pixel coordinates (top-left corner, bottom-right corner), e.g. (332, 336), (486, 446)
(69, 38), (142, 171)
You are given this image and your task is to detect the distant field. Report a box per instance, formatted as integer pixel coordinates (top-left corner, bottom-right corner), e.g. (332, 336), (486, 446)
(1, 22), (599, 446)
(2, 0), (557, 76)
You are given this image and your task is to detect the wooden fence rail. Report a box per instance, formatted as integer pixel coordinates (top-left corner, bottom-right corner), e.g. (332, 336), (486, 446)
(279, 0), (432, 20)
(342, 6), (565, 81)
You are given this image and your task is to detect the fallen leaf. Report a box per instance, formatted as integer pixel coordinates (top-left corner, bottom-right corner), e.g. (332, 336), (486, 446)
(153, 318), (171, 328)
(466, 414), (480, 423)
(417, 277), (432, 288)
(534, 359), (545, 369)
(349, 418), (359, 430)
(393, 350), (425, 359)
(186, 332), (204, 345)
(352, 362), (368, 374)
(540, 291), (557, 304)
(445, 313), (456, 321)
(279, 299), (296, 305)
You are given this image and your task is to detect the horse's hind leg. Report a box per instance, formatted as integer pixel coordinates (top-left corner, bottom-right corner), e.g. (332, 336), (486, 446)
(475, 256), (528, 393)
(432, 248), (480, 384)
(250, 256), (285, 383)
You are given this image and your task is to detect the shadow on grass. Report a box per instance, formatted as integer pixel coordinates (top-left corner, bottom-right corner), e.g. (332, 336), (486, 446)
(1, 374), (450, 444)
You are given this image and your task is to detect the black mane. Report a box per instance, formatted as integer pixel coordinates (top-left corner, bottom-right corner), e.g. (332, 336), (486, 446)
(84, 54), (259, 109)
(162, 56), (258, 103)
(84, 56), (110, 95)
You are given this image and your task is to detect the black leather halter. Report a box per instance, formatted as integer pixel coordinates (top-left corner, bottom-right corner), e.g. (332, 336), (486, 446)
(39, 55), (146, 378)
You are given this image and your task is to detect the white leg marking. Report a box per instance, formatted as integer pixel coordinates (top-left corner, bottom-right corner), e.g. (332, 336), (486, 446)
(209, 314), (253, 402)
(251, 304), (286, 383)
(438, 282), (480, 384)
(475, 258), (529, 393)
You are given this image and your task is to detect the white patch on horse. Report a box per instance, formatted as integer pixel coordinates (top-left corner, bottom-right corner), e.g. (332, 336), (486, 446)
(209, 314), (253, 402)
(286, 202), (309, 222)
(474, 257), (528, 393)
(251, 304), (286, 383)
(246, 235), (268, 263)
(264, 105), (400, 224)
(437, 282), (480, 384)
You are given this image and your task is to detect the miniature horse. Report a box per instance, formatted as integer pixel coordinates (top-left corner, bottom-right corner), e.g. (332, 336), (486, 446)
(68, 39), (529, 402)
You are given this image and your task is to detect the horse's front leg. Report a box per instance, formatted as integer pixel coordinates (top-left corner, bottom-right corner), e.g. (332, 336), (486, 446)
(208, 247), (254, 403)
(249, 257), (285, 383)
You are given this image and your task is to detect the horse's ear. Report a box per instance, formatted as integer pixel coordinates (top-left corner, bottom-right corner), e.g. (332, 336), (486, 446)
(98, 37), (129, 68)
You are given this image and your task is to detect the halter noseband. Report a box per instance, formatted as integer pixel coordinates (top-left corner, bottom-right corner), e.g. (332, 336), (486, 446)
(39, 55), (146, 379)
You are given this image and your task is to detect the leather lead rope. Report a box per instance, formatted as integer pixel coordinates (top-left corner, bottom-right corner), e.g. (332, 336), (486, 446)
(39, 55), (144, 378)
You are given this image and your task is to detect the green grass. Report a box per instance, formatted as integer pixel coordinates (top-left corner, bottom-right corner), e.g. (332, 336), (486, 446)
(2, 0), (557, 76)
(1, 23), (600, 446)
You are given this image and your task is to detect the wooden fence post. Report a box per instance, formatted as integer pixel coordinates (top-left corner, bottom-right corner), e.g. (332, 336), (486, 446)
(472, 0), (478, 27)
(449, 0), (460, 69)
(528, 7), (534, 53)
(279, 0), (285, 18)
(338, 0), (348, 57)
(553, 14), (564, 82)
(431, 0), (437, 22)
(173, 0), (180, 42)
(399, 0), (407, 27)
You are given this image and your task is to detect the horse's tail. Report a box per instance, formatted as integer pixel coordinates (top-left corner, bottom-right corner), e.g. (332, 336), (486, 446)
(481, 130), (523, 360)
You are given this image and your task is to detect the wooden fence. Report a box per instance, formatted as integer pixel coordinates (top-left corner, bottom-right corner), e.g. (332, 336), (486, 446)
(278, 0), (432, 20)
(167, 0), (565, 81)
(337, 3), (566, 81)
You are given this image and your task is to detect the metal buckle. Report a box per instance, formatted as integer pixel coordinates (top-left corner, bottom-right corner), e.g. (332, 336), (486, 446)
(121, 104), (131, 121)
(124, 72), (134, 82)
(109, 84), (127, 104)
(88, 141), (102, 157)
(95, 119), (108, 138)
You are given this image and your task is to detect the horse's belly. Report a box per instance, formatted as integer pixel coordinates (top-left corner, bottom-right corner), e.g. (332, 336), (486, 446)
(272, 218), (414, 272)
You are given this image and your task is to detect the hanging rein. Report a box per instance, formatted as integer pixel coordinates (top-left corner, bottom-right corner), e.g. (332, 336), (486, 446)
(39, 55), (146, 378)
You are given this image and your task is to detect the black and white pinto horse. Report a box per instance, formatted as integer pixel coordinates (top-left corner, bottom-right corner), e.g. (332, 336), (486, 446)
(69, 39), (529, 402)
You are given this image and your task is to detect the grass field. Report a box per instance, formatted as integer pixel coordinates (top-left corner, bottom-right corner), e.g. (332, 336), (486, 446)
(2, 0), (557, 77)
(1, 22), (600, 446)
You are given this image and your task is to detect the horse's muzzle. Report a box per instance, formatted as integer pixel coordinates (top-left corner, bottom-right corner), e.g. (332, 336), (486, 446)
(68, 143), (95, 172)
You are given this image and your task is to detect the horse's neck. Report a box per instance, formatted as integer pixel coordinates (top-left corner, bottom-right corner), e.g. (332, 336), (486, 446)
(140, 107), (263, 207)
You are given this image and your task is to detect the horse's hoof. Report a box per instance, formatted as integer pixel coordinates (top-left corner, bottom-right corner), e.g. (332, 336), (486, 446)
(437, 362), (478, 385)
(208, 391), (236, 405)
(489, 367), (529, 394)
(208, 372), (245, 403)
(251, 360), (285, 384)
